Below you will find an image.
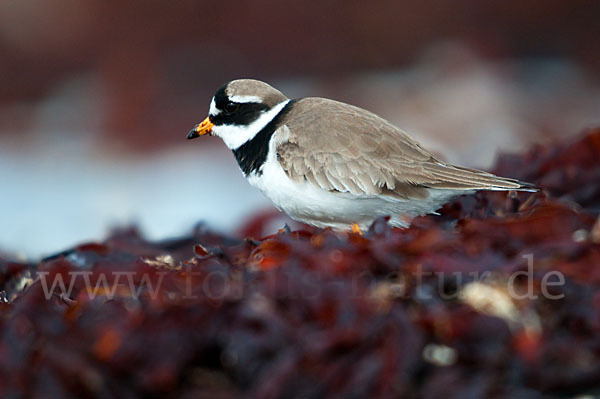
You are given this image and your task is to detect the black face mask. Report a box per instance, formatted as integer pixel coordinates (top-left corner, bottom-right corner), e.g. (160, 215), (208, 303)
(209, 85), (270, 127)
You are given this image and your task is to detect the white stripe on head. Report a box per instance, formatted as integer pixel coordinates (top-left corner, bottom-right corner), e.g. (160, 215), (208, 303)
(212, 100), (290, 150)
(228, 95), (262, 103)
(209, 97), (220, 116)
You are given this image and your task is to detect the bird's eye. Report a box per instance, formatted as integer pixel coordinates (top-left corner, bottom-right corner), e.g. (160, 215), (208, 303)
(224, 102), (239, 114)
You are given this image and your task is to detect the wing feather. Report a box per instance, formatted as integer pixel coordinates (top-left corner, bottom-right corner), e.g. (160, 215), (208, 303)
(275, 98), (532, 198)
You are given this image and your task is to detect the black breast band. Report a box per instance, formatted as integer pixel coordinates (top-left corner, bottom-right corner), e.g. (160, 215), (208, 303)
(233, 100), (297, 176)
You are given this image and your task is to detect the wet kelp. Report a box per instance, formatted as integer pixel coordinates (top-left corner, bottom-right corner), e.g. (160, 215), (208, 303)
(1, 130), (600, 398)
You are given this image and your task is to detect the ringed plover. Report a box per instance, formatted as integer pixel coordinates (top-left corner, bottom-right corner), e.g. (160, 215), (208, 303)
(187, 79), (534, 231)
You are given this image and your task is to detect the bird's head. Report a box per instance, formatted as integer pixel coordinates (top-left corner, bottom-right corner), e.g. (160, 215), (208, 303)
(187, 79), (289, 150)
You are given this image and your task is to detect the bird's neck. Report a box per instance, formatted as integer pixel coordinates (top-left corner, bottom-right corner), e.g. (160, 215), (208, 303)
(233, 99), (296, 176)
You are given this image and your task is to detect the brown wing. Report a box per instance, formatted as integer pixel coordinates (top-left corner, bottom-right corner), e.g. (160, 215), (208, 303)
(276, 98), (530, 198)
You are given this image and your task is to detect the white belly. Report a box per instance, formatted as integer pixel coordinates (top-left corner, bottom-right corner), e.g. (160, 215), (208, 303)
(246, 142), (465, 230)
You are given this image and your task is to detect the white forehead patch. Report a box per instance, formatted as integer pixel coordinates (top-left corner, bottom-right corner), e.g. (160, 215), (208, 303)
(212, 100), (290, 150)
(228, 95), (262, 103)
(208, 97), (220, 116)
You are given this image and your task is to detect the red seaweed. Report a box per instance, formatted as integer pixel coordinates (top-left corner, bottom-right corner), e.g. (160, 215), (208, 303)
(1, 129), (600, 398)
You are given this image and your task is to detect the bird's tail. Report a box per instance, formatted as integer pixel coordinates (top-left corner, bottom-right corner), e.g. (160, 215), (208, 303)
(424, 163), (537, 192)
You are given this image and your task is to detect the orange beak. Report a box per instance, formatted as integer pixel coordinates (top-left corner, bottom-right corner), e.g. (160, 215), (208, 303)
(187, 117), (214, 139)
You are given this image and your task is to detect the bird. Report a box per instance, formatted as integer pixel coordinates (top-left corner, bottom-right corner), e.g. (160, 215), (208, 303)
(187, 79), (535, 232)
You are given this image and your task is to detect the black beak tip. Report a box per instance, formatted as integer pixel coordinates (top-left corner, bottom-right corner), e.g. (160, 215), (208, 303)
(187, 129), (199, 140)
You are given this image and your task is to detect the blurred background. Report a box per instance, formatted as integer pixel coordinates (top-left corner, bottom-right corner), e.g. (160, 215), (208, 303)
(1, 0), (599, 259)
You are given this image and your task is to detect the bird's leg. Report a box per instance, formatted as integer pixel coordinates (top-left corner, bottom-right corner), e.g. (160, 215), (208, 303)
(277, 224), (292, 234)
(351, 223), (363, 235)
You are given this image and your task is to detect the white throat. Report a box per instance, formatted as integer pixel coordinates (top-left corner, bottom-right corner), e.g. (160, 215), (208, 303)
(212, 100), (290, 150)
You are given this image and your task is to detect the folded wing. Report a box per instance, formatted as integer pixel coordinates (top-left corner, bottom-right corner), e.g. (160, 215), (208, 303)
(276, 98), (533, 199)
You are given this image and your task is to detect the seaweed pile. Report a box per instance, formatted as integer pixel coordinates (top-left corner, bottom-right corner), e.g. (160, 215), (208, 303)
(1, 130), (600, 398)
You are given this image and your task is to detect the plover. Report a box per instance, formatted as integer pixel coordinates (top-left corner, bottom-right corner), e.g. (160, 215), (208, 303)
(188, 79), (534, 231)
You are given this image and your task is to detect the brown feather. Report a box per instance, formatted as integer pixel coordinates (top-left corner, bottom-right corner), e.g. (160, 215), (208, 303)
(275, 97), (533, 199)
